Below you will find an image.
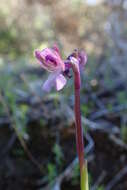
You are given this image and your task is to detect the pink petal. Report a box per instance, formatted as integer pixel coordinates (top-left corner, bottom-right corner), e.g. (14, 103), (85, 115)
(55, 74), (67, 91)
(34, 50), (43, 64)
(42, 71), (60, 92)
(79, 50), (87, 66)
(34, 49), (47, 69)
(52, 44), (60, 55)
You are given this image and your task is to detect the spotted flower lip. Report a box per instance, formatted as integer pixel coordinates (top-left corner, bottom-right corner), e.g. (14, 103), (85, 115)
(34, 44), (66, 92)
(34, 45), (65, 72)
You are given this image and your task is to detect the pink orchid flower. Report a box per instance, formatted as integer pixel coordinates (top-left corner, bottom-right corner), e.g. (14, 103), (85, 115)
(34, 45), (66, 92)
(34, 45), (89, 190)
(67, 49), (87, 72)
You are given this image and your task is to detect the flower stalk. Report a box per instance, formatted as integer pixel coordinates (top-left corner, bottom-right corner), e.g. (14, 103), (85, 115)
(34, 44), (88, 190)
(71, 60), (89, 190)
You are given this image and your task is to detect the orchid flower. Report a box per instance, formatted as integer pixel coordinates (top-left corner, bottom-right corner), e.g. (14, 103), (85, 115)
(34, 44), (88, 190)
(34, 45), (66, 92)
(67, 49), (87, 71)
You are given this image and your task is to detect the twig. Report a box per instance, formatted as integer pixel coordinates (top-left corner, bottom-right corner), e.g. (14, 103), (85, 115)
(90, 104), (127, 120)
(105, 166), (127, 190)
(85, 83), (105, 109)
(64, 104), (120, 134)
(97, 79), (125, 98)
(109, 134), (127, 151)
(0, 116), (10, 125)
(91, 171), (106, 190)
(0, 133), (16, 158)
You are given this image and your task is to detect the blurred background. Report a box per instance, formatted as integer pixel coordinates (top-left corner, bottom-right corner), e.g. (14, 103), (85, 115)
(0, 0), (127, 189)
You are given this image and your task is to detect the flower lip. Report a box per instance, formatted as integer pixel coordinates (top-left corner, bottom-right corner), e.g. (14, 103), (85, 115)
(34, 47), (65, 72)
(45, 55), (58, 66)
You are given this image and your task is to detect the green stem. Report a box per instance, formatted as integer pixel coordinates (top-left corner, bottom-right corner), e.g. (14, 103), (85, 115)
(81, 161), (89, 190)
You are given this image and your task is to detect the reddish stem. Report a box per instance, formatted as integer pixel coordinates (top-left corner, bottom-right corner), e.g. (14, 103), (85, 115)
(72, 62), (85, 173)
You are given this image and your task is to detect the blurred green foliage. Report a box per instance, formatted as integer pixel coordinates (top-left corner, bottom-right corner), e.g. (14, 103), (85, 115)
(97, 186), (105, 190)
(121, 125), (127, 144)
(71, 163), (80, 185)
(0, 60), (28, 139)
(47, 163), (57, 185)
(117, 92), (127, 105)
(53, 143), (63, 166)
